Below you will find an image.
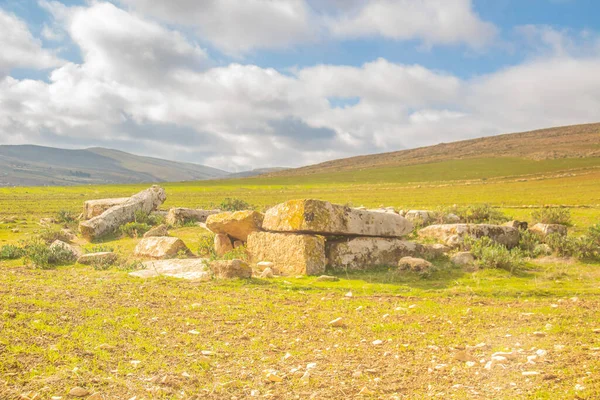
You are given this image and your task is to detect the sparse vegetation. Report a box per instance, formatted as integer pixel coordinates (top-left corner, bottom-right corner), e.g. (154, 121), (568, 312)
(119, 221), (151, 238)
(218, 197), (253, 211)
(0, 244), (24, 260)
(197, 232), (216, 258)
(38, 228), (73, 244)
(21, 238), (76, 269)
(532, 207), (572, 225)
(444, 203), (508, 224)
(56, 209), (77, 224)
(465, 237), (524, 272)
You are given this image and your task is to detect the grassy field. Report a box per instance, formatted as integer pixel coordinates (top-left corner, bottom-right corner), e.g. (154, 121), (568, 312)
(1, 155), (600, 399)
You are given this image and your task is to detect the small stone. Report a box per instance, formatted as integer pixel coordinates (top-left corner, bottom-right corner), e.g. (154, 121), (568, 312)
(257, 261), (274, 270)
(533, 331), (546, 337)
(328, 317), (344, 327)
(372, 339), (383, 346)
(345, 291), (353, 297)
(315, 275), (339, 282)
(358, 387), (374, 396)
(87, 394), (103, 400)
(188, 330), (200, 335)
(522, 371), (540, 376)
(266, 372), (283, 382)
(260, 267), (274, 278)
(68, 387), (89, 397)
(454, 351), (476, 362)
(299, 371), (310, 385)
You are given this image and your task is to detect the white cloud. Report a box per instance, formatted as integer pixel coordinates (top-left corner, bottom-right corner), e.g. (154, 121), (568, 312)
(0, 9), (64, 74)
(328, 0), (497, 49)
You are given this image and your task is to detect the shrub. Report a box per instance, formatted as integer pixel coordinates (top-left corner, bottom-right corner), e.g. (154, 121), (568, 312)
(23, 239), (76, 269)
(133, 210), (164, 226)
(197, 232), (216, 258)
(218, 198), (252, 211)
(545, 233), (600, 261)
(444, 204), (508, 224)
(531, 208), (571, 225)
(39, 228), (73, 244)
(0, 244), (24, 260)
(56, 209), (77, 224)
(518, 229), (543, 258)
(588, 223), (600, 245)
(119, 222), (151, 238)
(466, 236), (524, 272)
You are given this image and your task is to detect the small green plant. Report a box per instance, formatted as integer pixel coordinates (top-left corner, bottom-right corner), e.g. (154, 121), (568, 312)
(518, 229), (543, 258)
(197, 232), (216, 258)
(218, 198), (252, 211)
(444, 204), (508, 224)
(531, 207), (571, 225)
(546, 233), (600, 261)
(120, 222), (151, 238)
(38, 228), (73, 244)
(465, 236), (524, 272)
(85, 245), (115, 253)
(22, 239), (76, 269)
(0, 244), (25, 260)
(220, 245), (248, 261)
(56, 209), (77, 224)
(133, 210), (164, 226)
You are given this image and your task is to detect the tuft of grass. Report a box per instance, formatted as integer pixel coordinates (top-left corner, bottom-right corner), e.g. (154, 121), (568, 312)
(217, 197), (253, 211)
(197, 232), (216, 258)
(465, 236), (524, 272)
(119, 222), (151, 238)
(56, 209), (77, 224)
(0, 244), (24, 260)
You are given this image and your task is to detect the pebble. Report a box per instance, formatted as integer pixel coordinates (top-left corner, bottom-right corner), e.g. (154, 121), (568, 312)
(358, 387), (374, 396)
(68, 387), (89, 397)
(316, 275), (339, 282)
(300, 371), (310, 384)
(522, 371), (540, 376)
(260, 267), (274, 278)
(372, 339), (383, 346)
(328, 317), (344, 327)
(533, 331), (546, 337)
(87, 394), (103, 400)
(345, 291), (353, 297)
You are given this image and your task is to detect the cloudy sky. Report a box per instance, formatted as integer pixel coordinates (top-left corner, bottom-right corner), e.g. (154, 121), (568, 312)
(1, 0), (599, 171)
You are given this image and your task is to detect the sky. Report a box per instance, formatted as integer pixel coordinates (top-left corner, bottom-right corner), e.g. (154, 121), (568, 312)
(1, 0), (599, 172)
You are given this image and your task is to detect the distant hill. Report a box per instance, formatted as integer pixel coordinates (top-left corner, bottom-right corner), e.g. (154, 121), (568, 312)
(226, 167), (290, 179)
(266, 123), (600, 178)
(0, 145), (228, 186)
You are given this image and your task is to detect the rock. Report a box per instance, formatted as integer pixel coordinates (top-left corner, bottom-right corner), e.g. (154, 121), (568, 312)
(68, 387), (89, 397)
(404, 210), (432, 224)
(529, 223), (567, 238)
(233, 240), (244, 248)
(49, 240), (82, 259)
(83, 198), (129, 219)
(262, 199), (413, 238)
(166, 208), (220, 226)
(60, 228), (77, 242)
(206, 210), (264, 241)
(247, 231), (326, 276)
(257, 261), (274, 270)
(316, 275), (339, 282)
(259, 267), (274, 278)
(418, 224), (520, 248)
(445, 213), (461, 223)
(143, 224), (168, 238)
(503, 220), (528, 230)
(214, 233), (233, 256)
(326, 237), (422, 271)
(454, 351), (476, 362)
(79, 186), (166, 240)
(398, 256), (432, 273)
(77, 252), (117, 266)
(134, 237), (192, 259)
(129, 259), (211, 280)
(451, 251), (475, 267)
(39, 217), (56, 225)
(421, 243), (451, 258)
(329, 317), (344, 327)
(210, 259), (252, 279)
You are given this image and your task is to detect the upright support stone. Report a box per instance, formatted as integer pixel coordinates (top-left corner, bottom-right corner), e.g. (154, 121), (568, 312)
(326, 237), (422, 271)
(79, 186), (166, 240)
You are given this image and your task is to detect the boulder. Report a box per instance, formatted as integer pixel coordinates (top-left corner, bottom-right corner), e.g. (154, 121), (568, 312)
(445, 213), (461, 223)
(166, 208), (220, 226)
(130, 259), (211, 280)
(60, 228), (78, 243)
(206, 210), (264, 241)
(503, 220), (528, 230)
(529, 223), (567, 238)
(134, 237), (192, 259)
(418, 224), (520, 248)
(50, 240), (82, 259)
(143, 224), (169, 238)
(420, 243), (451, 258)
(77, 252), (117, 266)
(259, 267), (274, 278)
(210, 259), (252, 279)
(262, 199), (412, 238)
(398, 257), (432, 273)
(79, 186), (166, 240)
(83, 198), (129, 219)
(451, 251), (475, 267)
(326, 237), (422, 271)
(247, 231), (326, 276)
(214, 233), (233, 256)
(405, 210), (432, 224)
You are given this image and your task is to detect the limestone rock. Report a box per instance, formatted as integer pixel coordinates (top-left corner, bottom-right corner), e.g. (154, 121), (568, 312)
(83, 198), (129, 219)
(247, 231), (326, 275)
(77, 252), (117, 266)
(49, 240), (82, 259)
(418, 224), (520, 248)
(79, 186), (166, 240)
(316, 275), (340, 282)
(445, 213), (461, 223)
(262, 199), (412, 237)
(214, 233), (233, 256)
(206, 210), (264, 241)
(166, 208), (220, 226)
(503, 220), (528, 230)
(421, 243), (451, 258)
(326, 237), (421, 271)
(259, 267), (274, 278)
(210, 259), (252, 279)
(60, 228), (77, 242)
(256, 261), (274, 270)
(398, 256), (432, 272)
(134, 237), (192, 259)
(529, 223), (567, 238)
(130, 259), (210, 280)
(143, 224), (169, 238)
(233, 240), (244, 248)
(405, 210), (432, 224)
(451, 251), (475, 267)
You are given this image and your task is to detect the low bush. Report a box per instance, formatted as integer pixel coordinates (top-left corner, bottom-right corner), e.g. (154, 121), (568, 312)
(133, 210), (164, 226)
(120, 222), (151, 238)
(56, 209), (77, 224)
(546, 233), (600, 261)
(518, 229), (544, 258)
(444, 204), (508, 224)
(197, 232), (216, 258)
(465, 236), (524, 272)
(218, 198), (252, 211)
(531, 207), (571, 225)
(0, 244), (25, 260)
(22, 239), (76, 269)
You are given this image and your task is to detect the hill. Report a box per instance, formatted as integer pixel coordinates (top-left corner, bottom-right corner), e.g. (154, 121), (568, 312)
(0, 145), (228, 186)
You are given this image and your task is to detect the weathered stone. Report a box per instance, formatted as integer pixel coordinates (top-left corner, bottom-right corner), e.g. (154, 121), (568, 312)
(405, 210), (432, 224)
(420, 243), (451, 258)
(130, 259), (211, 280)
(39, 217), (56, 225)
(326, 237), (421, 271)
(214, 233), (233, 256)
(316, 275), (339, 282)
(398, 256), (432, 272)
(83, 198), (129, 219)
(79, 186), (166, 240)
(50, 240), (82, 259)
(259, 267), (274, 278)
(233, 240), (244, 248)
(134, 237), (192, 259)
(418, 224), (520, 248)
(451, 251), (475, 267)
(77, 252), (117, 266)
(503, 220), (528, 230)
(247, 231), (326, 275)
(445, 213), (461, 223)
(166, 208), (220, 226)
(529, 223), (567, 238)
(210, 259), (252, 279)
(262, 199), (412, 238)
(206, 210), (264, 241)
(143, 224), (169, 238)
(60, 228), (77, 242)
(256, 261), (274, 270)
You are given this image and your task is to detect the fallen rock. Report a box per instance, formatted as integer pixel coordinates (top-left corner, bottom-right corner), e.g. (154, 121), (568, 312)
(79, 186), (166, 240)
(451, 251), (475, 267)
(143, 224), (169, 238)
(247, 231), (326, 275)
(166, 208), (220, 226)
(60, 228), (78, 242)
(206, 210), (264, 241)
(529, 223), (567, 238)
(326, 237), (422, 271)
(262, 199), (413, 238)
(210, 259), (252, 279)
(83, 198), (129, 219)
(418, 224), (520, 248)
(77, 252), (117, 266)
(445, 213), (461, 223)
(68, 387), (90, 397)
(134, 237), (192, 259)
(129, 259), (211, 280)
(398, 256), (432, 273)
(49, 240), (82, 259)
(214, 233), (233, 256)
(503, 220), (528, 230)
(404, 210), (432, 224)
